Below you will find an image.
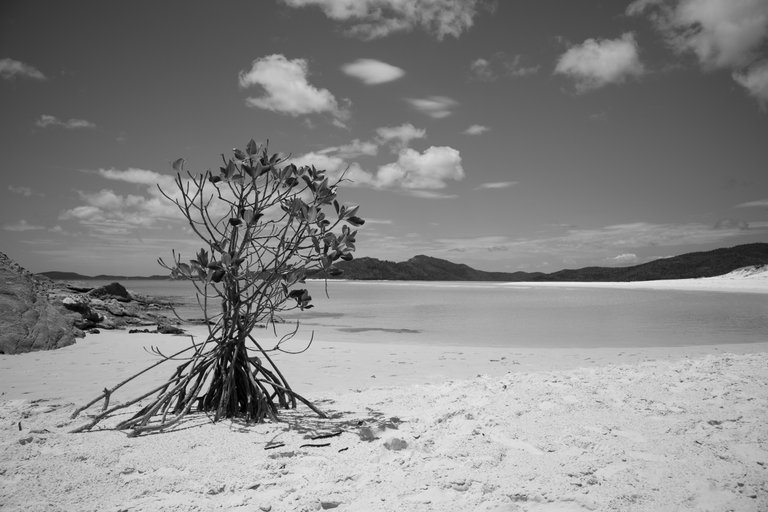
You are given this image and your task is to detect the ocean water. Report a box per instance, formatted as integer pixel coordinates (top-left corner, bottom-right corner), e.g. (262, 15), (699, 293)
(78, 279), (768, 349)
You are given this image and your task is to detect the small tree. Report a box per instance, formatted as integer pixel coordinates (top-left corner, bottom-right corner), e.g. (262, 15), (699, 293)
(72, 140), (363, 435)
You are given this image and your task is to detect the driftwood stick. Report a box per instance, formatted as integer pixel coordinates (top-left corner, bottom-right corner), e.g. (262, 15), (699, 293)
(71, 343), (196, 419)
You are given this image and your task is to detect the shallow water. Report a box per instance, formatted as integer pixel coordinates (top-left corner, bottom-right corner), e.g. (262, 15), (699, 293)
(74, 279), (768, 349)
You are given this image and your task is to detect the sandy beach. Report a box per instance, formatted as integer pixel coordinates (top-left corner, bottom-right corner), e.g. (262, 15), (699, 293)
(1, 272), (767, 511)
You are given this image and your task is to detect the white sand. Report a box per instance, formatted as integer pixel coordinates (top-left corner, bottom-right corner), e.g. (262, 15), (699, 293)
(1, 270), (767, 511)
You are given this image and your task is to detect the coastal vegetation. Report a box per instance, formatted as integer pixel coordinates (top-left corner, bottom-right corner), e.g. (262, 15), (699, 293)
(71, 140), (363, 435)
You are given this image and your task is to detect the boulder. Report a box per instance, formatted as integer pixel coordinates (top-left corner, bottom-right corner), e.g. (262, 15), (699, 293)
(0, 253), (78, 354)
(89, 282), (131, 301)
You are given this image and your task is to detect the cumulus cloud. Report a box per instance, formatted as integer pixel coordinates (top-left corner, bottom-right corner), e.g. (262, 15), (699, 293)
(377, 146), (464, 189)
(281, 0), (492, 40)
(0, 58), (46, 80)
(292, 143), (464, 193)
(628, 0), (768, 70)
(406, 96), (458, 118)
(36, 114), (96, 129)
(341, 58), (405, 84)
(474, 181), (516, 190)
(2, 219), (45, 232)
(463, 124), (490, 136)
(555, 33), (645, 92)
(733, 60), (768, 109)
(239, 54), (349, 124)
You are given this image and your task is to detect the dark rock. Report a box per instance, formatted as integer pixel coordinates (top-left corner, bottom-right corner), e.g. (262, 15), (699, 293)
(88, 329), (100, 334)
(89, 282), (131, 301)
(383, 437), (408, 451)
(156, 323), (185, 335)
(129, 328), (153, 334)
(0, 253), (78, 354)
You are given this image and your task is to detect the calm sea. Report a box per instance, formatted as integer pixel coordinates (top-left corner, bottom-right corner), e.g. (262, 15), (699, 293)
(75, 279), (768, 349)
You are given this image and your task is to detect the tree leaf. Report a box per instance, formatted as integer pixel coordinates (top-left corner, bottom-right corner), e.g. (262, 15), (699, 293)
(172, 158), (185, 172)
(246, 139), (259, 156)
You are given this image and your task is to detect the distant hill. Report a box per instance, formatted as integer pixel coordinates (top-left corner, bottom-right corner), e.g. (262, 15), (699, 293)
(39, 242), (768, 282)
(331, 243), (768, 282)
(40, 271), (170, 281)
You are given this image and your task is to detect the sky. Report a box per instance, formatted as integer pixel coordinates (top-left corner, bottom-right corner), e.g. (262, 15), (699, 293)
(1, 0), (767, 275)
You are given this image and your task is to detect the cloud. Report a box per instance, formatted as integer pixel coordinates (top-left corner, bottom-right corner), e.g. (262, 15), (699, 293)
(555, 33), (645, 92)
(376, 146), (464, 189)
(375, 123), (427, 148)
(471, 54), (539, 81)
(474, 181), (516, 190)
(95, 168), (177, 190)
(280, 0), (492, 40)
(504, 54), (540, 77)
(433, 220), (768, 262)
(733, 60), (768, 109)
(318, 139), (379, 158)
(292, 144), (464, 193)
(736, 198), (768, 208)
(239, 54), (349, 123)
(607, 253), (639, 265)
(341, 58), (405, 84)
(36, 114), (96, 129)
(8, 185), (33, 197)
(60, 188), (180, 235)
(628, 0), (768, 70)
(0, 58), (46, 80)
(470, 58), (496, 81)
(3, 219), (45, 232)
(464, 124), (490, 136)
(407, 96), (458, 118)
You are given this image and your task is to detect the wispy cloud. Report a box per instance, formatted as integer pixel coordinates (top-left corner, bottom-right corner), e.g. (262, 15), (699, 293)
(555, 33), (645, 92)
(470, 58), (496, 81)
(464, 124), (490, 136)
(239, 54), (349, 125)
(434, 220), (767, 260)
(8, 185), (37, 197)
(280, 0), (492, 40)
(0, 58), (46, 80)
(341, 58), (405, 84)
(375, 123), (427, 149)
(606, 253), (639, 265)
(733, 60), (768, 110)
(736, 198), (768, 208)
(470, 54), (539, 81)
(406, 96), (458, 118)
(36, 114), (96, 129)
(3, 219), (46, 232)
(474, 181), (516, 190)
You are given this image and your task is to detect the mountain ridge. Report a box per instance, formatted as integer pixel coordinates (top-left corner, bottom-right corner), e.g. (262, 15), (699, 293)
(39, 243), (768, 282)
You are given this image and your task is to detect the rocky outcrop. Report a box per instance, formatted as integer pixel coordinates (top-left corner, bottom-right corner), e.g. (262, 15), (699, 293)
(0, 252), (183, 354)
(0, 253), (78, 354)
